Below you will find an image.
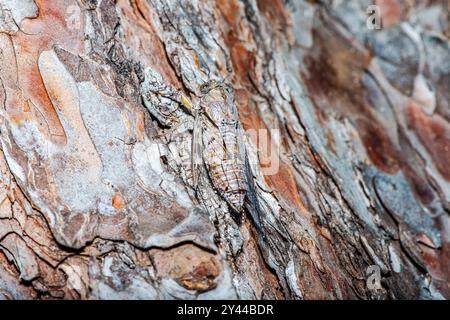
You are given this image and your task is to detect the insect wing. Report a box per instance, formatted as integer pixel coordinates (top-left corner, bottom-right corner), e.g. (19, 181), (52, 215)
(235, 119), (247, 163)
(191, 109), (203, 189)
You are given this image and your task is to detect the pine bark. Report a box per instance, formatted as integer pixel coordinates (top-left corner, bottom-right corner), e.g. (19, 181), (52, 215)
(0, 0), (449, 300)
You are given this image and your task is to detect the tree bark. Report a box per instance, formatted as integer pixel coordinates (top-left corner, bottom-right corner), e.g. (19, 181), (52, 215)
(0, 0), (449, 300)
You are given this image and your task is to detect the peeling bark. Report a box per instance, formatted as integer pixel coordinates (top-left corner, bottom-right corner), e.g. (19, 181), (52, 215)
(0, 0), (449, 300)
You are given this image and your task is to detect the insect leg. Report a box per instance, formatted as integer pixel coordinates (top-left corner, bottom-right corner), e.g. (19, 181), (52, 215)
(178, 93), (195, 115)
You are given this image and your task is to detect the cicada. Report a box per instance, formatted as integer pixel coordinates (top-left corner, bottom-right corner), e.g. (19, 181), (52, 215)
(189, 80), (247, 214)
(141, 69), (263, 228)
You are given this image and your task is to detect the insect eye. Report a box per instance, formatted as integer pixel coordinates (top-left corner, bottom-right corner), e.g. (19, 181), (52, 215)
(200, 83), (210, 94)
(224, 85), (233, 95)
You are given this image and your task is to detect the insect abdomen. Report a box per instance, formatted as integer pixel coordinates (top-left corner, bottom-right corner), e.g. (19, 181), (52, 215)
(209, 158), (246, 212)
(222, 130), (238, 155)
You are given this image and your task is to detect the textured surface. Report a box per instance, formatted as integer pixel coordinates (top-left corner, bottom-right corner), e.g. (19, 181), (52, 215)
(0, 0), (449, 299)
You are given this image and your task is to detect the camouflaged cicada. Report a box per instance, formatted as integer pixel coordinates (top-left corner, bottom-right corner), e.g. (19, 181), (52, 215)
(191, 80), (247, 213)
(141, 68), (262, 227)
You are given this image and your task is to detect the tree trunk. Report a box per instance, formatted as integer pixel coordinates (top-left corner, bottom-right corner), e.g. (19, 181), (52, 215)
(0, 0), (449, 300)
